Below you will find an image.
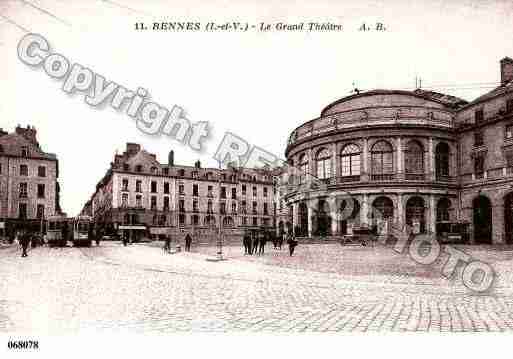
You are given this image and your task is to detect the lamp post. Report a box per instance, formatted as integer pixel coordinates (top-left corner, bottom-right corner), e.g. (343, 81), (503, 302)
(216, 160), (224, 260)
(207, 160), (226, 261)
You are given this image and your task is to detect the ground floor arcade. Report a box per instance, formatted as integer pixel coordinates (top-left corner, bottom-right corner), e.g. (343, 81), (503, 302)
(287, 190), (459, 239)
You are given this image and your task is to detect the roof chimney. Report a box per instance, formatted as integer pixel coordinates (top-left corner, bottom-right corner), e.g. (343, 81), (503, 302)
(194, 160), (201, 168)
(126, 143), (141, 156)
(168, 150), (174, 166)
(15, 125), (38, 146)
(501, 57), (513, 85)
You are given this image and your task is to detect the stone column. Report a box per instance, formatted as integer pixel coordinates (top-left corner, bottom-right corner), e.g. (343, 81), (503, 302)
(362, 138), (369, 181)
(308, 148), (314, 180)
(396, 194), (404, 230)
(428, 194), (436, 234)
(331, 143), (337, 182)
(307, 200), (313, 238)
(361, 194), (369, 227)
(291, 202), (297, 233)
(396, 137), (403, 180)
(428, 137), (435, 181)
(331, 209), (338, 235)
(493, 203), (505, 244)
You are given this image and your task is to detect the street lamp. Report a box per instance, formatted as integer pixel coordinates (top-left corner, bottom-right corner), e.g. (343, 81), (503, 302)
(207, 160), (226, 262)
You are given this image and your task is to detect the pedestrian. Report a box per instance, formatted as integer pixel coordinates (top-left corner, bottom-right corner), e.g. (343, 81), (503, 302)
(278, 232), (284, 250)
(185, 233), (192, 252)
(122, 232), (128, 247)
(258, 230), (267, 255)
(95, 228), (101, 246)
(243, 231), (252, 255)
(163, 236), (171, 253)
(20, 230), (30, 258)
(252, 231), (259, 255)
(287, 233), (298, 256)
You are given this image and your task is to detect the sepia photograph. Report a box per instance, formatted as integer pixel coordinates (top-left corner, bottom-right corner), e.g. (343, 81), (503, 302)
(1, 0), (513, 357)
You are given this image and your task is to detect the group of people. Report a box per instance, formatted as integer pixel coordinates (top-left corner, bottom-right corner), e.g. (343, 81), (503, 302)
(243, 230), (298, 256)
(163, 233), (193, 253)
(242, 230), (267, 255)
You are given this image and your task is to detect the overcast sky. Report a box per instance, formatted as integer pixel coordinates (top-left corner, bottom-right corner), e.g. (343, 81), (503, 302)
(1, 0), (513, 216)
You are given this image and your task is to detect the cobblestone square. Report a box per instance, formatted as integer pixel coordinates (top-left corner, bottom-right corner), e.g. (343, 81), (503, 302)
(2, 241), (513, 333)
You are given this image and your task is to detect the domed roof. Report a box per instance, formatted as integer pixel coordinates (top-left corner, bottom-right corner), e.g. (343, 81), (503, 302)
(320, 89), (468, 117)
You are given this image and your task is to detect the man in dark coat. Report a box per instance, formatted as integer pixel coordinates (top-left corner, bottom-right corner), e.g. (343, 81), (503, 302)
(258, 230), (267, 255)
(287, 233), (298, 256)
(243, 231), (251, 254)
(252, 231), (259, 255)
(184, 233), (192, 252)
(19, 230), (30, 257)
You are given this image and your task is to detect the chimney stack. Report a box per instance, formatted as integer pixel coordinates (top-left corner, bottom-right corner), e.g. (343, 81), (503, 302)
(126, 143), (141, 156)
(194, 160), (201, 168)
(501, 57), (513, 85)
(168, 150), (174, 166)
(15, 125), (38, 146)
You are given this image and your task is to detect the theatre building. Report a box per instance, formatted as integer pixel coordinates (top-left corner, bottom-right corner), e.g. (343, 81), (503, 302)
(284, 57), (513, 244)
(83, 143), (276, 242)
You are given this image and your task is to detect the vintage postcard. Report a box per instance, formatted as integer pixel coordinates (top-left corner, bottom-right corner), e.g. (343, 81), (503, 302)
(1, 0), (513, 357)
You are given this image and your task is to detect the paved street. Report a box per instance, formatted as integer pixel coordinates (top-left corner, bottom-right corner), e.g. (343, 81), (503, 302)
(2, 241), (513, 333)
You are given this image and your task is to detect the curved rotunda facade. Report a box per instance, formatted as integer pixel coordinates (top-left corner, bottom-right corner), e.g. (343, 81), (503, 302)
(283, 58), (513, 246)
(284, 89), (460, 240)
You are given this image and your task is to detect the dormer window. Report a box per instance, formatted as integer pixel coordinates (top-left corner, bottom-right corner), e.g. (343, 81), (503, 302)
(162, 168), (169, 175)
(123, 164), (130, 171)
(135, 165), (143, 172)
(21, 146), (28, 157)
(178, 169), (185, 177)
(150, 166), (157, 174)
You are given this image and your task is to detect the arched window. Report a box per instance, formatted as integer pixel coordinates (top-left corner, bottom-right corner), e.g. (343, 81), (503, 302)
(340, 144), (361, 178)
(406, 196), (426, 233)
(298, 154), (309, 184)
(372, 196), (394, 219)
(435, 142), (450, 180)
(371, 141), (394, 180)
(436, 198), (451, 222)
(405, 140), (424, 180)
(316, 148), (331, 180)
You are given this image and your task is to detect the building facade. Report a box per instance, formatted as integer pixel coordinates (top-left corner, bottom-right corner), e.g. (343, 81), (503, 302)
(84, 143), (277, 242)
(284, 58), (513, 244)
(0, 125), (61, 234)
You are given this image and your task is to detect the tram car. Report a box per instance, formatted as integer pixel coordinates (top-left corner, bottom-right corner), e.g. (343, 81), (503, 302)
(73, 215), (92, 247)
(45, 215), (68, 247)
